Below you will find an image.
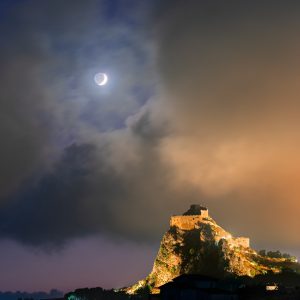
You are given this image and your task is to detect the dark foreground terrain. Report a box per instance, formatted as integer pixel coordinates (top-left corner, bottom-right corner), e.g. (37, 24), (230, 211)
(64, 272), (300, 300)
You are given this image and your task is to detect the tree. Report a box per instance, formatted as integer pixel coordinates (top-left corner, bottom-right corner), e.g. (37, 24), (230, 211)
(267, 250), (282, 258)
(258, 250), (266, 256)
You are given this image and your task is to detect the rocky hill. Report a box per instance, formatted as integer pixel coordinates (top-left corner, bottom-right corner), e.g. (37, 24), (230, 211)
(126, 205), (299, 294)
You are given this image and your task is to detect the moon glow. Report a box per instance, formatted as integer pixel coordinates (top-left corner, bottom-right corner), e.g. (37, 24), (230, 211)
(94, 73), (108, 86)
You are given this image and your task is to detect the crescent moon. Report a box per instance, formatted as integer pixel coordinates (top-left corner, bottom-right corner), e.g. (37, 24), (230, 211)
(94, 73), (108, 86)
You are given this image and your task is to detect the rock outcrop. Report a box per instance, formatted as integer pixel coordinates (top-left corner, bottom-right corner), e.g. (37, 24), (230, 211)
(126, 205), (299, 294)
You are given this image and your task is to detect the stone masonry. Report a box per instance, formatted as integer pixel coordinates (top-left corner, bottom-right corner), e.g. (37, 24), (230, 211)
(170, 205), (209, 230)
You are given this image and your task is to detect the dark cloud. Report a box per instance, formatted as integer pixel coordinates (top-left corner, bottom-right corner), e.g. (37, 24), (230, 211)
(0, 121), (200, 246)
(0, 0), (176, 245)
(0, 144), (97, 245)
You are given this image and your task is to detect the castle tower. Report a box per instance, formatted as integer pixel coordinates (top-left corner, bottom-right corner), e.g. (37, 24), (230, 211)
(183, 204), (208, 217)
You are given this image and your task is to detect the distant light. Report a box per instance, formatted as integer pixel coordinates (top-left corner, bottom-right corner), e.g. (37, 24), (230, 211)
(266, 284), (278, 291)
(94, 73), (108, 86)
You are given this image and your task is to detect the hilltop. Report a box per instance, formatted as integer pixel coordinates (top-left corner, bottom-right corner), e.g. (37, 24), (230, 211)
(126, 205), (299, 294)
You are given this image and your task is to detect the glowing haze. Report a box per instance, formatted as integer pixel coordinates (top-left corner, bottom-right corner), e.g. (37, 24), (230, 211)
(0, 0), (300, 292)
(156, 1), (300, 250)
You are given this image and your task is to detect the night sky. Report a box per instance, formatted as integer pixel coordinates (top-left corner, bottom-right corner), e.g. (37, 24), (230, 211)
(1, 0), (300, 293)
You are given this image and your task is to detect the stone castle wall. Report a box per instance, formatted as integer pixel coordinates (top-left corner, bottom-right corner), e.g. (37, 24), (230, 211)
(170, 215), (203, 230)
(169, 208), (250, 248)
(200, 209), (208, 218)
(170, 209), (209, 230)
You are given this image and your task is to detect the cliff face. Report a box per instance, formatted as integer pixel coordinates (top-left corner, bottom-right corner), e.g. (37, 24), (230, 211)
(126, 205), (298, 294)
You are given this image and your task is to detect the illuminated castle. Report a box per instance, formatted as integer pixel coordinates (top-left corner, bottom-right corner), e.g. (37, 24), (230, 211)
(170, 205), (209, 230)
(170, 204), (250, 248)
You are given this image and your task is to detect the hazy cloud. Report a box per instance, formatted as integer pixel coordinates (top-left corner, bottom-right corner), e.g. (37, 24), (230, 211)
(156, 0), (300, 249)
